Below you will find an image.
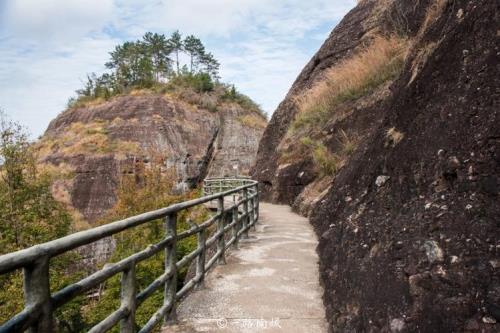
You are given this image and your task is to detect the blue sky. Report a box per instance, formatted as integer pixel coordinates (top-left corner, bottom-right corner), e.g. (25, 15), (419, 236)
(0, 0), (355, 138)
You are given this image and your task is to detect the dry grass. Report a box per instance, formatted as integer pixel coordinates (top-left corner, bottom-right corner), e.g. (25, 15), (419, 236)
(68, 96), (107, 109)
(407, 0), (448, 85)
(338, 129), (357, 156)
(385, 127), (404, 147)
(420, 0), (448, 34)
(291, 35), (409, 133)
(237, 114), (267, 130)
(38, 121), (140, 158)
(37, 162), (75, 179)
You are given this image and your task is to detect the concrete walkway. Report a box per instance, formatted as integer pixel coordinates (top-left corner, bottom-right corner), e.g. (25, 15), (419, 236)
(166, 203), (327, 333)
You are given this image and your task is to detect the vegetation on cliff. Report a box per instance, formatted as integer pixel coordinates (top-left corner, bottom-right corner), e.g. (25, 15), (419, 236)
(291, 36), (408, 134)
(70, 31), (219, 105)
(67, 31), (266, 120)
(279, 35), (407, 178)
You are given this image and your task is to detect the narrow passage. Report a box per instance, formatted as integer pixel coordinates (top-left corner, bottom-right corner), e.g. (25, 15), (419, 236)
(167, 203), (327, 333)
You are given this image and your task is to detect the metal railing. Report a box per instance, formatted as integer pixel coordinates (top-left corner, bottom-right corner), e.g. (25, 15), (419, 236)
(0, 178), (259, 333)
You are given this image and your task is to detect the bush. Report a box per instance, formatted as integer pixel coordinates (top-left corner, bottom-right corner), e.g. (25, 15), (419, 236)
(221, 85), (267, 119)
(299, 130), (358, 177)
(163, 72), (214, 93)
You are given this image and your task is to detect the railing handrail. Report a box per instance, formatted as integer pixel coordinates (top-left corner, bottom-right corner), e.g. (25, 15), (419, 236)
(0, 178), (256, 274)
(0, 177), (260, 333)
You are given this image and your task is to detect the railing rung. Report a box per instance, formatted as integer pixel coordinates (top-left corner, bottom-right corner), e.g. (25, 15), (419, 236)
(176, 248), (202, 269)
(0, 304), (41, 333)
(175, 276), (198, 300)
(205, 249), (223, 273)
(138, 300), (173, 333)
(52, 236), (173, 308)
(225, 236), (237, 250)
(136, 269), (174, 306)
(88, 307), (128, 333)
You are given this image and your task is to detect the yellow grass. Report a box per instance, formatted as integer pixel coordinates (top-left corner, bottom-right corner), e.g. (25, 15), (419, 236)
(237, 114), (267, 130)
(385, 127), (404, 147)
(420, 0), (448, 34)
(292, 35), (409, 132)
(38, 121), (140, 158)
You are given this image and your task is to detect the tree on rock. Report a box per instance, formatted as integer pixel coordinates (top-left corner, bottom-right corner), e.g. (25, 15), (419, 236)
(143, 32), (173, 81)
(184, 35), (205, 73)
(168, 30), (184, 75)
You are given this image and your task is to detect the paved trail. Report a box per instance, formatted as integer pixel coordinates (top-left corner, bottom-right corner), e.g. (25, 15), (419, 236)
(166, 203), (327, 333)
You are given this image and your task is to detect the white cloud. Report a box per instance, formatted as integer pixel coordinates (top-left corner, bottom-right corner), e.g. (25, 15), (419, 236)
(2, 0), (113, 43)
(0, 0), (356, 137)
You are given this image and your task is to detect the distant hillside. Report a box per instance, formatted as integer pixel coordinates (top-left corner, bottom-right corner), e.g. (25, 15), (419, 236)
(37, 85), (266, 226)
(253, 0), (499, 331)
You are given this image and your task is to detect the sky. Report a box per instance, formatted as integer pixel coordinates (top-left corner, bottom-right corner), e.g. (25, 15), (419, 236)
(0, 0), (356, 138)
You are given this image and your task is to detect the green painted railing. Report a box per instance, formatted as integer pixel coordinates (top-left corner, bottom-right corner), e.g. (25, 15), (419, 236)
(0, 178), (259, 333)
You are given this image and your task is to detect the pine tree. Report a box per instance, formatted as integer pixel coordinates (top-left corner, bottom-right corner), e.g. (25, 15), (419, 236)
(200, 52), (220, 80)
(183, 35), (205, 73)
(143, 32), (173, 81)
(168, 30), (184, 75)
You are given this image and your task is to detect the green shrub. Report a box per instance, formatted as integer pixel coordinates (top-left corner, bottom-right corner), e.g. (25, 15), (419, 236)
(299, 131), (358, 177)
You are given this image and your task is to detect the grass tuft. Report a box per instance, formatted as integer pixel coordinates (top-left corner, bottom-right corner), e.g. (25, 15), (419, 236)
(385, 127), (404, 147)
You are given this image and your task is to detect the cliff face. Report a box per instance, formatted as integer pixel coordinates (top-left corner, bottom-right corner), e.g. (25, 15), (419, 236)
(39, 93), (265, 224)
(253, 0), (499, 331)
(252, 0), (411, 204)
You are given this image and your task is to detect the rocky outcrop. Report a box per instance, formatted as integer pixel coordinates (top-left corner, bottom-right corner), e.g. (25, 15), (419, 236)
(252, 0), (409, 203)
(253, 0), (499, 331)
(40, 93), (265, 223)
(208, 105), (265, 178)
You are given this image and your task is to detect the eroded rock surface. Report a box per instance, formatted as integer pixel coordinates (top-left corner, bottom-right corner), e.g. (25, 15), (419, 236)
(40, 94), (265, 223)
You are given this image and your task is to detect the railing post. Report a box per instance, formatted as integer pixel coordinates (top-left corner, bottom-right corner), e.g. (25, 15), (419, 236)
(24, 256), (52, 333)
(217, 197), (226, 265)
(196, 229), (206, 287)
(242, 188), (249, 239)
(232, 206), (239, 249)
(164, 212), (177, 325)
(120, 264), (136, 333)
(250, 193), (256, 230)
(255, 185), (260, 222)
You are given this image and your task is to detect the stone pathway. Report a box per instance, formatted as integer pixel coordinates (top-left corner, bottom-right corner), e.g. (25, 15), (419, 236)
(165, 203), (327, 333)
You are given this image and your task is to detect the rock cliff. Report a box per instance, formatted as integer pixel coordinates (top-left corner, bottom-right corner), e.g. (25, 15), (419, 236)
(253, 0), (499, 331)
(39, 92), (265, 224)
